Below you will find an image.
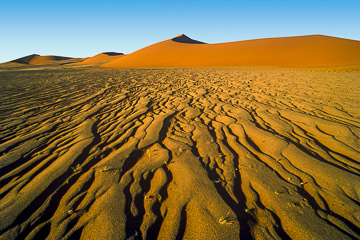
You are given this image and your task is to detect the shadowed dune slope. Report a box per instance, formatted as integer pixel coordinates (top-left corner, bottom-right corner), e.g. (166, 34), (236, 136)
(103, 34), (360, 68)
(78, 52), (124, 65)
(9, 54), (73, 65)
(172, 34), (206, 44)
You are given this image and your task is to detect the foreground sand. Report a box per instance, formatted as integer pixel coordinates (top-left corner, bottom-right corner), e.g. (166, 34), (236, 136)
(0, 67), (359, 239)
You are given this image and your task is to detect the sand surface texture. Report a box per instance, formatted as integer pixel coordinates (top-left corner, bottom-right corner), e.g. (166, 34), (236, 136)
(0, 67), (359, 239)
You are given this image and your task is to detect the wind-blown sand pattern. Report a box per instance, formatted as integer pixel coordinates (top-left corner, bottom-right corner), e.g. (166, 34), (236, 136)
(0, 67), (359, 239)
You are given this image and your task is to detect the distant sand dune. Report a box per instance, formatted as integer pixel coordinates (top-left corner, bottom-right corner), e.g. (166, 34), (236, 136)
(8, 54), (73, 65)
(102, 34), (360, 68)
(77, 52), (124, 65)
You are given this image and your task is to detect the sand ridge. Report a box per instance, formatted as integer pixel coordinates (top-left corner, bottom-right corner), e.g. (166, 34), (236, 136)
(7, 54), (74, 65)
(0, 66), (359, 239)
(102, 34), (360, 68)
(77, 52), (124, 65)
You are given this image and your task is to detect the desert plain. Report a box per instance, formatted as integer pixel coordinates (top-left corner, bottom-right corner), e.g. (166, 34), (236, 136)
(0, 35), (359, 240)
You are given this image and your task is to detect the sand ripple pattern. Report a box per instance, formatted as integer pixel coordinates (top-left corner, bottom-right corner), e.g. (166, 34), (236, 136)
(0, 68), (359, 239)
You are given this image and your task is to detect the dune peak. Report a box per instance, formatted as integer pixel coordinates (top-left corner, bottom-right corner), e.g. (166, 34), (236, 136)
(171, 34), (205, 44)
(8, 54), (72, 65)
(102, 52), (124, 56)
(10, 54), (39, 64)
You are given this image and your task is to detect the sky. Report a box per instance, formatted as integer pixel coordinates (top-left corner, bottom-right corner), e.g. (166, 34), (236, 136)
(0, 0), (359, 63)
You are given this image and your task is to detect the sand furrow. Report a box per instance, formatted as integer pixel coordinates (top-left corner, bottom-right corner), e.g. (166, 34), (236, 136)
(0, 68), (359, 239)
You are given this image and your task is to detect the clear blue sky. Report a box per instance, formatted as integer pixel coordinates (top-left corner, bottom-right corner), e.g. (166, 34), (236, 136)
(1, 0), (359, 63)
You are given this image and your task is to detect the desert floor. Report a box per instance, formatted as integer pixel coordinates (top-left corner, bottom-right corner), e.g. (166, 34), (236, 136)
(0, 66), (359, 239)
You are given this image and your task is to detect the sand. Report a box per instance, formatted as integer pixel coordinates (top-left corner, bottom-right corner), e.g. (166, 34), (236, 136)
(77, 52), (124, 65)
(7, 54), (74, 65)
(0, 61), (359, 239)
(102, 34), (360, 68)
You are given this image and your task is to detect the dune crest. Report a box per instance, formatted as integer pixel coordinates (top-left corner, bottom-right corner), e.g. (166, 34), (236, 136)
(102, 34), (360, 68)
(9, 54), (73, 65)
(77, 52), (124, 65)
(171, 34), (206, 44)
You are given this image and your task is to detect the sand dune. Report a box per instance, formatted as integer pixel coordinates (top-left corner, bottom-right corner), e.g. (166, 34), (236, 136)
(0, 64), (359, 239)
(77, 52), (124, 65)
(102, 34), (360, 68)
(7, 54), (73, 65)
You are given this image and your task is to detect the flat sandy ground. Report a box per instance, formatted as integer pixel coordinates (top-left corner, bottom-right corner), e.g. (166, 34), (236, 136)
(0, 66), (359, 239)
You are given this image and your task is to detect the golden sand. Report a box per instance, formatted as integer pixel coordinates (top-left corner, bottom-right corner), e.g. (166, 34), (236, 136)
(0, 64), (359, 239)
(0, 34), (359, 239)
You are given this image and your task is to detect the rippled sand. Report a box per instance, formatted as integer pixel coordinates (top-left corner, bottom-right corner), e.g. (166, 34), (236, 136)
(0, 67), (359, 239)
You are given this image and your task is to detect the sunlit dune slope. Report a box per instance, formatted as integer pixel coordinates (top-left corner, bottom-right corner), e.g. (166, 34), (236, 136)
(77, 52), (124, 64)
(103, 34), (360, 68)
(8, 54), (73, 65)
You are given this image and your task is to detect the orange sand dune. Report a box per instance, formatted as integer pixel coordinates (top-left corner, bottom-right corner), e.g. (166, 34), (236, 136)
(103, 34), (360, 68)
(78, 52), (124, 65)
(9, 54), (73, 65)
